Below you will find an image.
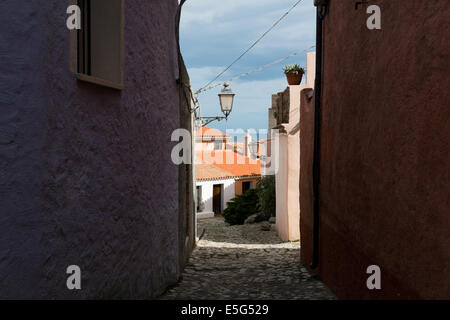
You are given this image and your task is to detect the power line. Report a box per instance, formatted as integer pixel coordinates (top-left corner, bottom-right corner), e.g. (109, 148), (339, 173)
(196, 0), (306, 95)
(195, 45), (315, 95)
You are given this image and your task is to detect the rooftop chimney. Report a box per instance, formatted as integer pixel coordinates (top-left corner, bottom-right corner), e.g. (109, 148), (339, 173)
(244, 130), (252, 157)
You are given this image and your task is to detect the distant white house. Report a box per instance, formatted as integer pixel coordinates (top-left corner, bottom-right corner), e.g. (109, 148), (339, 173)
(195, 127), (261, 219)
(195, 167), (236, 219)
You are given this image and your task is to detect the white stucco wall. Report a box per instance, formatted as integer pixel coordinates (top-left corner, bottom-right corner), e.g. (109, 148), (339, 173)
(196, 178), (235, 217)
(195, 141), (214, 152)
(274, 52), (316, 242)
(306, 52), (316, 89)
(195, 138), (228, 152)
(275, 134), (289, 240)
(275, 85), (303, 242)
(268, 108), (277, 136)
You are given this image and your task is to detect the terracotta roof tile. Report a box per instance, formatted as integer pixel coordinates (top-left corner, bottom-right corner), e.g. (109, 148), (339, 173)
(195, 126), (229, 138)
(196, 150), (261, 181)
(196, 163), (234, 181)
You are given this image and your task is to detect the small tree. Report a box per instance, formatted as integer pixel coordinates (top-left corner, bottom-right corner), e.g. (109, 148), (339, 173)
(223, 176), (276, 225)
(257, 175), (276, 220)
(223, 188), (260, 225)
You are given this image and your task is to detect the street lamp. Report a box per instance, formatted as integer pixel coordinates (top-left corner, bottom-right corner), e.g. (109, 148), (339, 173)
(197, 83), (236, 127)
(248, 141), (259, 158)
(218, 83), (235, 118)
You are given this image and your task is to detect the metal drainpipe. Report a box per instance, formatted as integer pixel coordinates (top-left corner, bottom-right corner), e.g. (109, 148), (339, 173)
(311, 0), (329, 270)
(175, 0), (186, 83)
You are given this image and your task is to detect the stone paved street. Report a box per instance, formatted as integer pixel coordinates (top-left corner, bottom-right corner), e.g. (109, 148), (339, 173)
(160, 217), (336, 300)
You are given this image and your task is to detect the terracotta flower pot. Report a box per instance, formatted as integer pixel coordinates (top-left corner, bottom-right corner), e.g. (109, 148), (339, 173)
(286, 72), (304, 85)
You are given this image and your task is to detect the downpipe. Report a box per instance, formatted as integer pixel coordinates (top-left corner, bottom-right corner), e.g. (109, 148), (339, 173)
(311, 0), (329, 270)
(175, 0), (186, 83)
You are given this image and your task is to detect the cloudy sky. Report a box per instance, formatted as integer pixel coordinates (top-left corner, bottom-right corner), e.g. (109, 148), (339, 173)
(180, 0), (316, 138)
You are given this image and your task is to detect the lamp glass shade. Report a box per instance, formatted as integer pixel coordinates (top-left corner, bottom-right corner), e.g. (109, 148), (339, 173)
(248, 142), (258, 155)
(218, 84), (235, 116)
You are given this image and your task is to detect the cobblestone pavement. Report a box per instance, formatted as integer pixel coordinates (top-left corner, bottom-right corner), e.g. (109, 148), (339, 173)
(160, 216), (336, 300)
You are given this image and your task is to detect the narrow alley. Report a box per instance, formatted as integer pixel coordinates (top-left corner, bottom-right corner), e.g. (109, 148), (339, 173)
(2, 0), (448, 303)
(161, 217), (335, 300)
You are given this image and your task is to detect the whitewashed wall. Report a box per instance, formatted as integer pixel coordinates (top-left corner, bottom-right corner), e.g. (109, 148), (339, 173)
(196, 178), (235, 218)
(194, 138), (227, 152)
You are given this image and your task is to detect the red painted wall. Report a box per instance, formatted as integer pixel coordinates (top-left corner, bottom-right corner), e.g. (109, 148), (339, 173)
(300, 0), (450, 299)
(299, 89), (315, 277)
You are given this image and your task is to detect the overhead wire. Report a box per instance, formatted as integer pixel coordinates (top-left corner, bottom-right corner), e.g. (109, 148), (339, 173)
(195, 45), (315, 95)
(196, 0), (306, 95)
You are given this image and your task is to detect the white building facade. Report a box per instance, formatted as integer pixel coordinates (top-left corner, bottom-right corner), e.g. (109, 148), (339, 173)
(196, 178), (235, 219)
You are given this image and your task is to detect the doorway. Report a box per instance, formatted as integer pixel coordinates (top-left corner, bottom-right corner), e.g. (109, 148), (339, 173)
(242, 181), (253, 194)
(213, 184), (223, 214)
(196, 186), (202, 211)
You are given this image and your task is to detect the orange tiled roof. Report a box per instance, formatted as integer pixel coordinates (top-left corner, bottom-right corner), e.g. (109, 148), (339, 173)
(195, 126), (229, 138)
(196, 150), (261, 181)
(196, 163), (235, 181)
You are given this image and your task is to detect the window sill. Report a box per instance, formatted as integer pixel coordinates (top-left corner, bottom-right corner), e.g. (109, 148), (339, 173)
(75, 73), (124, 91)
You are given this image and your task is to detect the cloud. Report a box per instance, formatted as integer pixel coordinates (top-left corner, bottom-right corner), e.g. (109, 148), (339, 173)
(180, 0), (316, 132)
(181, 0), (314, 40)
(187, 66), (227, 87)
(180, 0), (290, 26)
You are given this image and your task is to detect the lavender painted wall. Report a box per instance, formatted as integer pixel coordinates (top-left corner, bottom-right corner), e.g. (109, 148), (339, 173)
(0, 0), (184, 299)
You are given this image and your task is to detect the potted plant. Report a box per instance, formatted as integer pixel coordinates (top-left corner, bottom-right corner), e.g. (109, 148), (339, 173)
(283, 64), (305, 85)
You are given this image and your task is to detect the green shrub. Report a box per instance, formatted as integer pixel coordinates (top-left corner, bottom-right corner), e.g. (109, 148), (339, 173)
(283, 64), (305, 75)
(223, 176), (276, 225)
(223, 188), (260, 225)
(257, 175), (276, 220)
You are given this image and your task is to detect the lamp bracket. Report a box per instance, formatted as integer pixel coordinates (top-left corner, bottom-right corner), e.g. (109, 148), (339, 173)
(197, 116), (227, 127)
